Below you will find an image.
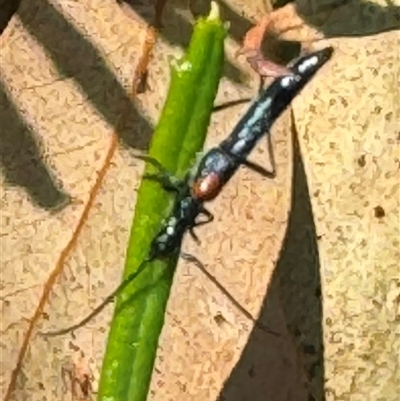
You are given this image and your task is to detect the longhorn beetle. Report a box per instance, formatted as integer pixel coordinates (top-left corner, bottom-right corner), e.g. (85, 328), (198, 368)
(43, 47), (333, 336)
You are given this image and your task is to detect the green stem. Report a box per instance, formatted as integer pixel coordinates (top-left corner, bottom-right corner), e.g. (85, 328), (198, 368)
(97, 3), (227, 401)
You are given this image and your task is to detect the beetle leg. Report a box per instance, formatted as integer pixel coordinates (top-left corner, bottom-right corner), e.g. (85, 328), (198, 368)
(134, 153), (186, 192)
(143, 173), (185, 193)
(240, 159), (276, 179)
(180, 252), (280, 336)
(189, 228), (201, 244)
(133, 153), (169, 172)
(195, 207), (214, 227)
(212, 98), (252, 113)
(189, 207), (214, 244)
(241, 137), (276, 178)
(229, 132), (277, 179)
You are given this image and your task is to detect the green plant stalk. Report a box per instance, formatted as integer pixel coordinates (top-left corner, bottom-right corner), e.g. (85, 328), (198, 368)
(97, 4), (227, 401)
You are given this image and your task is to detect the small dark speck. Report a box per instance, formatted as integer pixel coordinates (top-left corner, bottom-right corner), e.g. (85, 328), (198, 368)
(68, 341), (80, 352)
(42, 312), (49, 320)
(374, 206), (385, 219)
(395, 292), (400, 304)
(317, 235), (323, 241)
(303, 344), (316, 355)
(214, 312), (227, 326)
(135, 70), (149, 94)
(38, 382), (45, 390)
(372, 299), (382, 309)
(309, 360), (320, 377)
(385, 111), (393, 122)
(248, 365), (255, 378)
(357, 155), (366, 167)
(294, 328), (302, 337)
(374, 105), (383, 114)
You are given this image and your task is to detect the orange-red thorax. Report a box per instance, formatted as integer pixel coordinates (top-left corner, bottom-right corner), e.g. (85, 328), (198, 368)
(191, 173), (223, 201)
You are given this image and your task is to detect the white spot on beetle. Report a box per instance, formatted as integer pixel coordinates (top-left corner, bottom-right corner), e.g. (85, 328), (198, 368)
(168, 217), (177, 227)
(245, 97), (272, 128)
(281, 75), (296, 88)
(298, 56), (319, 74)
(158, 234), (168, 244)
(231, 138), (247, 153)
(166, 226), (175, 236)
(237, 128), (249, 139)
